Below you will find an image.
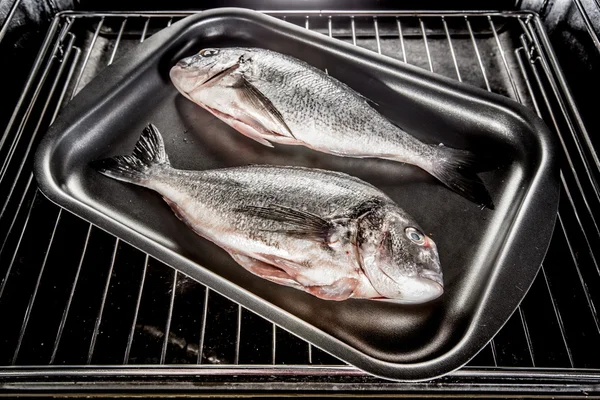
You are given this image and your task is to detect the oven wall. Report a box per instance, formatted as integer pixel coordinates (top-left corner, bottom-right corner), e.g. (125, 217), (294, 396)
(523, 0), (600, 154)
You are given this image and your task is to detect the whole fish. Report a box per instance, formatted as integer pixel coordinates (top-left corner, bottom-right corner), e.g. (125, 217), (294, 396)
(91, 124), (443, 303)
(170, 47), (493, 209)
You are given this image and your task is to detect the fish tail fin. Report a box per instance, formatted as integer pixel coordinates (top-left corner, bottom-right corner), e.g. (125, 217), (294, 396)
(429, 145), (495, 209)
(90, 124), (171, 185)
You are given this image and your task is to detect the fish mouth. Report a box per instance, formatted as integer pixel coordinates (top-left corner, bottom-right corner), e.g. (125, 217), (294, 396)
(169, 65), (187, 91)
(170, 59), (219, 94)
(169, 68), (194, 102)
(371, 278), (443, 304)
(420, 270), (443, 287)
(377, 261), (443, 289)
(404, 277), (444, 304)
(372, 262), (443, 303)
(421, 279), (444, 301)
(175, 59), (190, 68)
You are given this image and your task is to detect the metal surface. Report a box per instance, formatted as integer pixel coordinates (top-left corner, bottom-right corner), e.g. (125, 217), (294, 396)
(0, 6), (598, 393)
(0, 0), (22, 44)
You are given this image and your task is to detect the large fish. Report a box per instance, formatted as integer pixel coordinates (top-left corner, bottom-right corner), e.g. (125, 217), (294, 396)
(170, 47), (494, 209)
(91, 124), (443, 303)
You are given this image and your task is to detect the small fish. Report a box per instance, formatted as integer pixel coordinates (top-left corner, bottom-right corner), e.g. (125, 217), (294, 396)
(91, 124), (443, 304)
(170, 47), (494, 209)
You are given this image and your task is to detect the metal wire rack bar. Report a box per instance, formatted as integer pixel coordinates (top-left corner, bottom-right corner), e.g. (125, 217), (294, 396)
(1, 366), (600, 394)
(271, 322), (276, 365)
(347, 16), (355, 46)
(197, 288), (210, 364)
(11, 210), (62, 365)
(557, 213), (600, 333)
(161, 270), (177, 364)
(514, 46), (541, 115)
(123, 254), (148, 364)
(50, 45), (81, 124)
(572, 0), (600, 53)
(419, 18), (433, 72)
(50, 222), (90, 365)
(234, 304), (242, 365)
(108, 18), (127, 66)
(87, 238), (119, 364)
(373, 17), (382, 54)
(442, 17), (461, 81)
(395, 18), (406, 63)
(0, 190), (38, 300)
(35, 10), (560, 17)
(2, 364), (600, 376)
(71, 17), (104, 99)
(351, 17), (358, 50)
(0, 0), (22, 43)
(465, 16), (491, 91)
(489, 16), (522, 103)
(0, 175), (34, 264)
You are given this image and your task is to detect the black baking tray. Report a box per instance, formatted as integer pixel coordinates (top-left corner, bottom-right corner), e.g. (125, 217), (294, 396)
(34, 9), (559, 381)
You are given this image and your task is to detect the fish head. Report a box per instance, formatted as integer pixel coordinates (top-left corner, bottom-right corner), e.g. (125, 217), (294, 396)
(170, 48), (250, 97)
(357, 207), (443, 304)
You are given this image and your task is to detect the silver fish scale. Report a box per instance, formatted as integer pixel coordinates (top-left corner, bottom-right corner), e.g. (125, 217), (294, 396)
(155, 165), (392, 233)
(248, 49), (434, 164)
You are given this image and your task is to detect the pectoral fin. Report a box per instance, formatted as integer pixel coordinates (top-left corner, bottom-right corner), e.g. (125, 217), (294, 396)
(205, 105), (275, 148)
(199, 65), (296, 145)
(234, 76), (295, 139)
(236, 204), (333, 243)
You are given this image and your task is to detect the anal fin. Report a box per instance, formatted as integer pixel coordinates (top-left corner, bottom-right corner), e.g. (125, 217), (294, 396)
(305, 277), (359, 301)
(229, 253), (303, 290)
(229, 252), (359, 301)
(235, 76), (295, 139)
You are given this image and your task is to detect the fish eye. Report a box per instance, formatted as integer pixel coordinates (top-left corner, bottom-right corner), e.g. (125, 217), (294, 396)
(405, 227), (426, 245)
(199, 49), (219, 57)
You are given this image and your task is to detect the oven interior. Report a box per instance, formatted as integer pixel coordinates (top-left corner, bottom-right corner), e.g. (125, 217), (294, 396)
(0, 0), (599, 395)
